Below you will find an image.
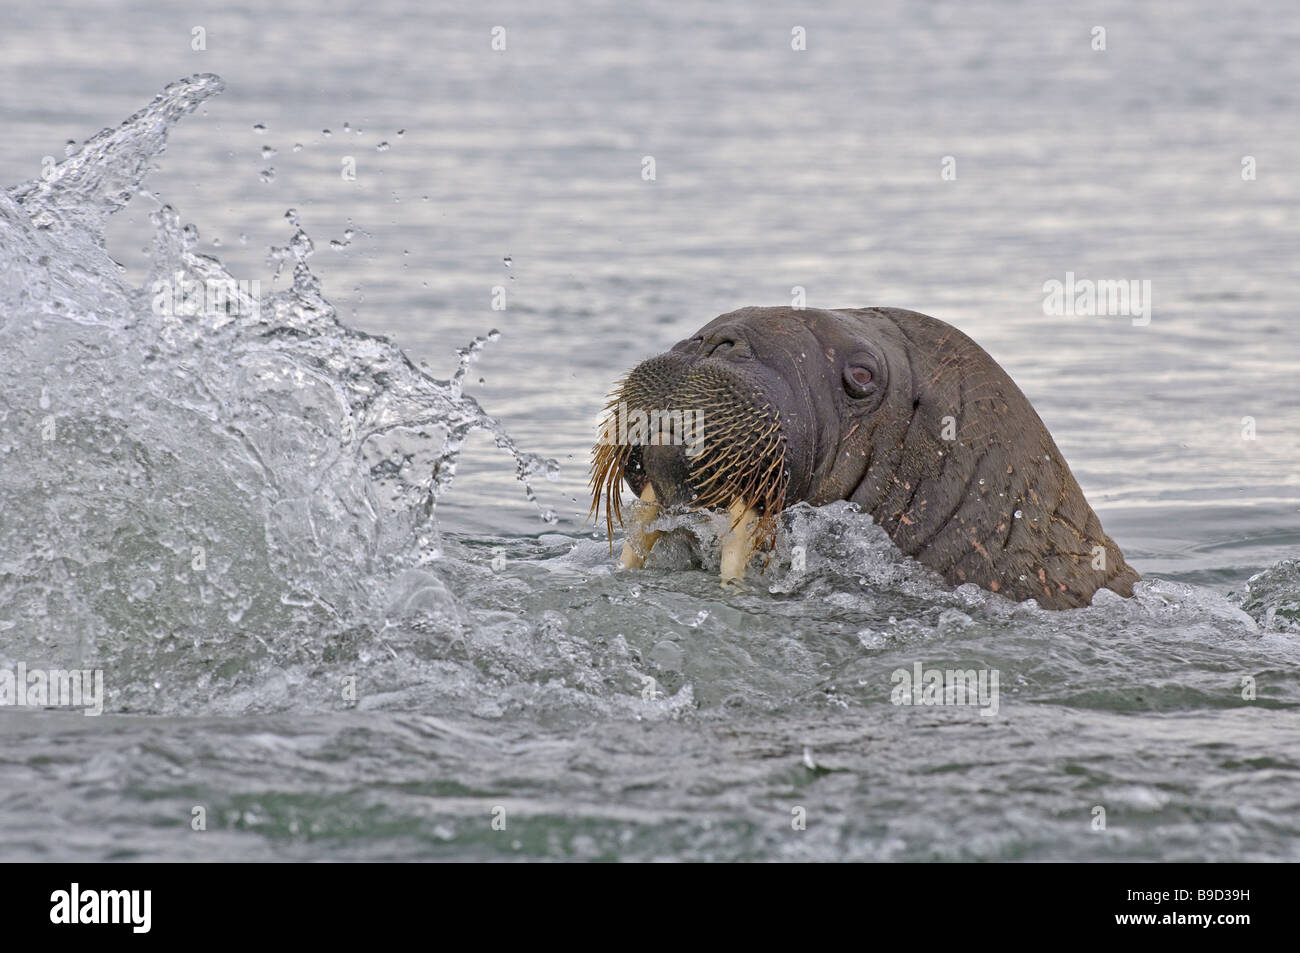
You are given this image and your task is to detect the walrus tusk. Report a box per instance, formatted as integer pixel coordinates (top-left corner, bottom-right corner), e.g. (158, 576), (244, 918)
(720, 499), (759, 584)
(619, 484), (661, 569)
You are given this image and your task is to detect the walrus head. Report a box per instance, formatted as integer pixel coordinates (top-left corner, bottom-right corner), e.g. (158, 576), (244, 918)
(591, 306), (1139, 610)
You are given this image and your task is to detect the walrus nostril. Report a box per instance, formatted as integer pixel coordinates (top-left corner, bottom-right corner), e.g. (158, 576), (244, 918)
(701, 326), (750, 359)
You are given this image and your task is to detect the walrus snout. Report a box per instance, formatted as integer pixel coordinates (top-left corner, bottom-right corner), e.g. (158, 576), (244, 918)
(589, 348), (794, 578)
(594, 354), (792, 514)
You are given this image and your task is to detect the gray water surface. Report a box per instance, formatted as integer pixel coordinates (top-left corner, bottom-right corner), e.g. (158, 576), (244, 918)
(1, 1), (1298, 861)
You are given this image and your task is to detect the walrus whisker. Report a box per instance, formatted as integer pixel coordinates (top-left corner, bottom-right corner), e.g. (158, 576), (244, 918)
(588, 409), (635, 550)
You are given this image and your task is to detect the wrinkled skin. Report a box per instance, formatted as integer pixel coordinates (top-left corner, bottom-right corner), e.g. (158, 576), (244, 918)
(595, 306), (1139, 610)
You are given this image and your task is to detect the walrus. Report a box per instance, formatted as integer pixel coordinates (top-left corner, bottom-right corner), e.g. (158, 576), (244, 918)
(589, 306), (1140, 610)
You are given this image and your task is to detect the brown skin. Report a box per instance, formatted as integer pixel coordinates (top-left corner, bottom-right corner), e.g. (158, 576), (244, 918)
(593, 306), (1140, 610)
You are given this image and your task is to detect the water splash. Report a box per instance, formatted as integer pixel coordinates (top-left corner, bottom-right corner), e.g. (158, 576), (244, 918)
(1243, 559), (1300, 631)
(10, 73), (225, 236)
(0, 74), (557, 657)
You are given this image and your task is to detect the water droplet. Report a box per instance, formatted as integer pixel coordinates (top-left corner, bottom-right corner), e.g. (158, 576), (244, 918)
(503, 256), (512, 267)
(239, 233), (248, 244)
(212, 237), (222, 247)
(487, 329), (501, 341)
(322, 128), (332, 137)
(284, 208), (300, 225)
(259, 167), (276, 183)
(651, 640), (684, 670)
(1014, 509), (1023, 518)
(376, 141), (390, 152)
(261, 145), (277, 159)
(397, 128), (406, 137)
(252, 123), (267, 133)
(289, 229), (314, 258)
(63, 139), (78, 157)
(292, 143), (303, 152)
(978, 478), (985, 486)
(343, 121), (351, 133)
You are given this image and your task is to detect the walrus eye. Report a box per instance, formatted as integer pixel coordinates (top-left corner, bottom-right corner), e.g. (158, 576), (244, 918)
(844, 364), (875, 397)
